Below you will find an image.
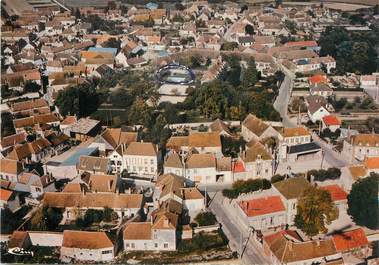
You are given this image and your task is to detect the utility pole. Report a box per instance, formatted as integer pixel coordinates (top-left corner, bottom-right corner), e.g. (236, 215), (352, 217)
(204, 181), (207, 209)
(320, 150), (325, 169)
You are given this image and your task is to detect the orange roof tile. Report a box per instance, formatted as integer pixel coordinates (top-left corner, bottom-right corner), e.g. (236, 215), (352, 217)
(309, 75), (327, 85)
(332, 228), (368, 252)
(283, 127), (310, 137)
(62, 230), (113, 249)
(233, 161), (245, 173)
(322, 115), (341, 126)
(239, 196), (285, 217)
(1, 188), (13, 201)
(320, 185), (348, 201)
(364, 156), (379, 169)
(123, 222), (152, 240)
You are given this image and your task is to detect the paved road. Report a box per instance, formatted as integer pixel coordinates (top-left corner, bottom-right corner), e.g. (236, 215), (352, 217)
(273, 68), (353, 168)
(209, 192), (269, 265)
(312, 133), (352, 168)
(273, 71), (296, 128)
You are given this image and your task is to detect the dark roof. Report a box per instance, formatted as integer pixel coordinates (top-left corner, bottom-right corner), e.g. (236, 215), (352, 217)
(288, 142), (321, 154)
(238, 36), (255, 43)
(95, 64), (115, 76)
(273, 177), (311, 200)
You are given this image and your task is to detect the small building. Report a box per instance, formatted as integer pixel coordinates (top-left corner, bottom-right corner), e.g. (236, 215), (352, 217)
(237, 196), (286, 231)
(306, 95), (331, 123)
(342, 133), (379, 162)
(320, 184), (348, 214)
(43, 192), (143, 222)
(241, 114), (281, 142)
(310, 83), (333, 98)
(286, 142), (322, 163)
(63, 118), (101, 141)
(331, 228), (370, 257)
(77, 156), (111, 175)
(322, 115), (341, 132)
(123, 142), (158, 179)
(242, 140), (273, 180)
(263, 230), (341, 265)
(363, 156), (379, 174)
(166, 132), (223, 157)
(273, 177), (312, 225)
(0, 188), (21, 212)
(0, 159), (23, 183)
(60, 230), (114, 262)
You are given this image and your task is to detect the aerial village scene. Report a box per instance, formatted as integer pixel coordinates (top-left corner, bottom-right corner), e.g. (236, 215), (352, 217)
(0, 0), (378, 263)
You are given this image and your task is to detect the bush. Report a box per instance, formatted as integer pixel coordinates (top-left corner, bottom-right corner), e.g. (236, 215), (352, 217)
(76, 209), (104, 227)
(307, 168), (341, 182)
(271, 174), (286, 183)
(195, 212), (217, 226)
(103, 207), (114, 222)
(223, 179), (272, 199)
(178, 230), (227, 253)
(222, 189), (239, 199)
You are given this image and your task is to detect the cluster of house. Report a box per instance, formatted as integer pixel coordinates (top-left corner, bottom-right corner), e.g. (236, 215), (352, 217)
(233, 175), (372, 264)
(1, 0), (349, 105)
(5, 172), (205, 262)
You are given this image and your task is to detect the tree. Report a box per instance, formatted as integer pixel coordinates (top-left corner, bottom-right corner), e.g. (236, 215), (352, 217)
(195, 212), (217, 226)
(295, 186), (338, 236)
(103, 207), (115, 222)
(241, 59), (258, 88)
(221, 42), (238, 51)
(271, 174), (286, 183)
(55, 83), (101, 117)
(245, 24), (255, 35)
(30, 207), (63, 231)
(23, 81), (41, 93)
(103, 37), (121, 50)
(1, 112), (16, 137)
(348, 173), (379, 229)
(175, 3), (185, 10)
(223, 179), (272, 199)
(307, 168), (341, 182)
(128, 97), (151, 125)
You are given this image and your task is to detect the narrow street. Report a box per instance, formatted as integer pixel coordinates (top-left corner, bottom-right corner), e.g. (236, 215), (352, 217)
(209, 192), (269, 265)
(273, 70), (296, 128)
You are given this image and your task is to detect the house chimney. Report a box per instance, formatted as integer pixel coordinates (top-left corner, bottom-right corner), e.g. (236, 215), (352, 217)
(164, 218), (169, 227)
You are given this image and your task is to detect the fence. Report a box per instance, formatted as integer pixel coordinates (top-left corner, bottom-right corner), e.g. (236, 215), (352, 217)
(193, 224), (220, 234)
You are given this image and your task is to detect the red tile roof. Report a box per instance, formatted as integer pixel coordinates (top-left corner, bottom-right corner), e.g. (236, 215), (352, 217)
(320, 185), (348, 202)
(332, 228), (368, 252)
(239, 196), (285, 217)
(233, 161), (245, 173)
(322, 115), (341, 126)
(309, 75), (327, 85)
(1, 188), (13, 201)
(364, 156), (379, 169)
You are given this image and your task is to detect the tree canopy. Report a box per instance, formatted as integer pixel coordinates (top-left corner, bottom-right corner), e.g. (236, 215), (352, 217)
(295, 186), (338, 236)
(347, 173), (379, 230)
(318, 26), (379, 74)
(55, 83), (101, 117)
